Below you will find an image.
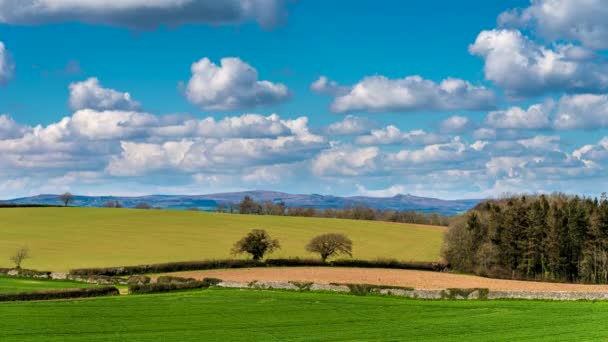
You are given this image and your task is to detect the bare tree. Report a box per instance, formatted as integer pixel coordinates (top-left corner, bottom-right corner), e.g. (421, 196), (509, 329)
(10, 247), (30, 269)
(231, 229), (280, 261)
(306, 233), (353, 262)
(59, 192), (74, 207)
(103, 200), (122, 208)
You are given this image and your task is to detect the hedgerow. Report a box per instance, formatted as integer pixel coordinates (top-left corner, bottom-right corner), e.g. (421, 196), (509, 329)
(0, 286), (119, 302)
(70, 258), (446, 276)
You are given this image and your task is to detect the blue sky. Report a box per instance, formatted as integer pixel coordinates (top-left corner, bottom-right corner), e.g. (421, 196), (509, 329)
(1, 0), (608, 199)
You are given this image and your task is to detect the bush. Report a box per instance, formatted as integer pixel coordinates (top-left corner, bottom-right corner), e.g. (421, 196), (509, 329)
(331, 283), (415, 296)
(330, 259), (447, 272)
(440, 288), (489, 300)
(70, 258), (447, 276)
(70, 259), (264, 276)
(156, 275), (196, 284)
(0, 286), (119, 302)
(127, 275), (151, 285)
(289, 281), (313, 291)
(265, 258), (326, 267)
(129, 279), (222, 295)
(201, 277), (222, 287)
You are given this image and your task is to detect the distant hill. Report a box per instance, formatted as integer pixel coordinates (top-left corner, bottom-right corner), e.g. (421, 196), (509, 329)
(1, 190), (479, 215)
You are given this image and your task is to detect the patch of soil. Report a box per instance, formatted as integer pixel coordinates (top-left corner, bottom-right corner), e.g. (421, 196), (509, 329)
(153, 267), (608, 292)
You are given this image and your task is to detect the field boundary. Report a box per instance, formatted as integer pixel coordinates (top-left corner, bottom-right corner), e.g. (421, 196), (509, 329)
(214, 280), (608, 301)
(69, 258), (448, 276)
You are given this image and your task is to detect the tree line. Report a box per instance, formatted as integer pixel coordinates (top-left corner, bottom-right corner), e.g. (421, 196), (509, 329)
(215, 196), (451, 226)
(443, 193), (608, 284)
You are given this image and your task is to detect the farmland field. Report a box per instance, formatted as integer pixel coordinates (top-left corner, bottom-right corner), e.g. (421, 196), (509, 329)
(2, 288), (608, 341)
(157, 267), (608, 292)
(0, 208), (444, 271)
(0, 276), (97, 293)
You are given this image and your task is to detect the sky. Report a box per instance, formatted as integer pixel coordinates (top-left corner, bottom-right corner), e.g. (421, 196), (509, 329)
(1, 0), (608, 200)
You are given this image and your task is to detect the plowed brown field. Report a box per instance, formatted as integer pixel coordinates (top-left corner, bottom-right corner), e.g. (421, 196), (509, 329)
(155, 267), (608, 292)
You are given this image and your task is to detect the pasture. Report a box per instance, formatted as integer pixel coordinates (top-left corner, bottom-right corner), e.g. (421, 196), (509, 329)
(0, 208), (444, 271)
(0, 276), (97, 293)
(2, 288), (608, 341)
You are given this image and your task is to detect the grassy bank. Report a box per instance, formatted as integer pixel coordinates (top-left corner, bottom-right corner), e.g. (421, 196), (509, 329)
(1, 288), (607, 341)
(0, 276), (97, 293)
(0, 208), (444, 271)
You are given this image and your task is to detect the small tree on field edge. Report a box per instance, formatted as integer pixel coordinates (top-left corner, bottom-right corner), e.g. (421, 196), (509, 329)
(306, 233), (353, 262)
(231, 229), (280, 261)
(10, 247), (30, 269)
(59, 192), (74, 207)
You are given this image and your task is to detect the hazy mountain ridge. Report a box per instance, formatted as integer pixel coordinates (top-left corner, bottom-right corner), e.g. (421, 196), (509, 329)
(1, 191), (480, 215)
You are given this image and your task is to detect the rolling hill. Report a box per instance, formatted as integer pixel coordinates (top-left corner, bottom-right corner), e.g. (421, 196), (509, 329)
(0, 207), (445, 271)
(1, 190), (479, 215)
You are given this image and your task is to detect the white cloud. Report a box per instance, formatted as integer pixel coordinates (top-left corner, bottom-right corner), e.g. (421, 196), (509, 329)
(312, 146), (380, 177)
(355, 125), (448, 146)
(324, 115), (373, 136)
(553, 94), (608, 129)
(486, 103), (552, 129)
(355, 184), (406, 197)
(0, 114), (30, 139)
(184, 57), (289, 111)
(499, 0), (608, 49)
(310, 76), (349, 96)
(316, 75), (496, 113)
(470, 29), (608, 97)
(387, 139), (474, 165)
(0, 41), (14, 85)
(69, 78), (140, 111)
(0, 0), (286, 29)
(439, 115), (472, 133)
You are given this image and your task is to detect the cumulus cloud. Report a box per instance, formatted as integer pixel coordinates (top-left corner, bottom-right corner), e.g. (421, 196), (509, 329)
(0, 41), (14, 85)
(0, 114), (30, 139)
(499, 0), (608, 49)
(553, 94), (608, 129)
(184, 57), (289, 111)
(69, 78), (141, 111)
(470, 29), (608, 97)
(439, 115), (472, 134)
(312, 145), (380, 177)
(310, 76), (349, 96)
(324, 115), (374, 136)
(355, 126), (448, 146)
(0, 0), (287, 29)
(486, 103), (552, 129)
(314, 75), (496, 113)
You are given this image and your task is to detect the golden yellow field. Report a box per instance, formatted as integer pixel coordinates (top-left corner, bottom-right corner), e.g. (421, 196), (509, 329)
(0, 208), (445, 271)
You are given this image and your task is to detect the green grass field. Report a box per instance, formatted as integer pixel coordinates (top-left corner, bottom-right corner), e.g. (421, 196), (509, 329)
(1, 288), (607, 341)
(0, 208), (444, 271)
(0, 276), (97, 293)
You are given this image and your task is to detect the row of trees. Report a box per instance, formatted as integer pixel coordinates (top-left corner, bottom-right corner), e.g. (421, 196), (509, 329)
(443, 193), (608, 284)
(217, 196), (451, 226)
(231, 229), (352, 262)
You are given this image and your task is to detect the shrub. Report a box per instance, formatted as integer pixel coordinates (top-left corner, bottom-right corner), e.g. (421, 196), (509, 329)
(127, 275), (151, 285)
(70, 258), (448, 277)
(129, 280), (220, 295)
(265, 258), (326, 267)
(332, 283), (415, 296)
(330, 259), (447, 272)
(0, 286), (119, 302)
(289, 281), (313, 291)
(70, 259), (264, 276)
(201, 277), (223, 287)
(440, 288), (489, 300)
(156, 275), (196, 284)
